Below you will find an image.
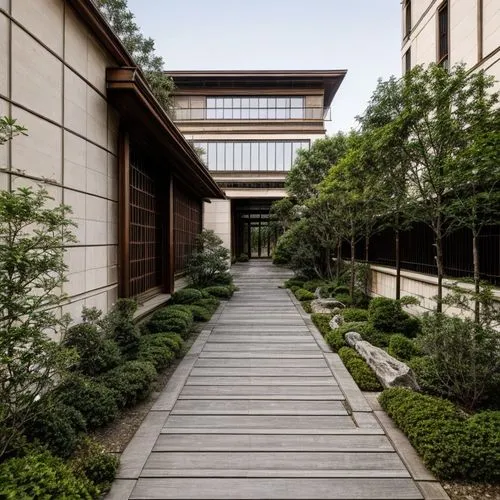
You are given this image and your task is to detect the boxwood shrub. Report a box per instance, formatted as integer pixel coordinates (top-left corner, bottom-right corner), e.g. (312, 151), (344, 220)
(137, 334), (176, 370)
(303, 279), (327, 292)
(301, 301), (313, 314)
(284, 278), (305, 289)
(99, 360), (157, 409)
(310, 313), (332, 336)
(193, 297), (220, 314)
(294, 288), (316, 301)
(338, 347), (382, 391)
(187, 304), (212, 322)
(325, 329), (346, 352)
(368, 297), (421, 337)
(57, 376), (118, 430)
(379, 388), (500, 481)
(145, 306), (194, 337)
(203, 285), (234, 299)
(388, 334), (419, 361)
(335, 321), (392, 348)
(0, 451), (97, 499)
(341, 308), (369, 322)
(171, 288), (203, 304)
(334, 293), (353, 306)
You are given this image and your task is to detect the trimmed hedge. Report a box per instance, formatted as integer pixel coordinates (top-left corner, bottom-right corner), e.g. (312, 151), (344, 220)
(237, 253), (249, 262)
(99, 360), (157, 409)
(0, 451), (97, 499)
(284, 278), (305, 289)
(335, 321), (392, 348)
(193, 297), (220, 314)
(338, 347), (382, 391)
(388, 334), (419, 361)
(310, 313), (345, 352)
(57, 376), (118, 430)
(303, 279), (327, 292)
(187, 304), (212, 322)
(203, 285), (234, 299)
(301, 301), (313, 314)
(294, 288), (316, 301)
(325, 329), (346, 352)
(368, 297), (421, 337)
(341, 308), (369, 322)
(171, 288), (203, 304)
(137, 334), (176, 370)
(146, 306), (194, 337)
(379, 388), (500, 481)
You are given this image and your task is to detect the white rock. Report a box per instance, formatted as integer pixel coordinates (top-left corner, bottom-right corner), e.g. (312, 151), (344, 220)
(329, 314), (344, 330)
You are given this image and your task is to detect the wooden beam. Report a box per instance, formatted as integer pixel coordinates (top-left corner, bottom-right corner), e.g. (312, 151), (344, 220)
(118, 129), (130, 298)
(167, 174), (175, 293)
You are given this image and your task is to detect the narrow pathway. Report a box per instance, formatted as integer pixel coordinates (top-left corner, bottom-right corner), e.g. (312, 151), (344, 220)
(109, 261), (424, 499)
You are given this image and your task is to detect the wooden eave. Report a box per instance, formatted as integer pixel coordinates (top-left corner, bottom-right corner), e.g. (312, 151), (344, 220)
(107, 68), (224, 200)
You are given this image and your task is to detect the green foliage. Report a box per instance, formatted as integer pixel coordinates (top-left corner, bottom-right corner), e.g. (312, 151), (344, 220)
(95, 0), (175, 111)
(379, 388), (500, 481)
(102, 299), (141, 357)
(409, 356), (443, 396)
(137, 334), (176, 370)
(325, 329), (347, 352)
(0, 115), (27, 145)
(368, 297), (420, 337)
(388, 334), (419, 361)
(303, 279), (327, 292)
(236, 253), (249, 262)
(100, 360), (157, 408)
(171, 288), (203, 304)
(193, 297), (220, 314)
(335, 321), (391, 348)
(57, 376), (118, 430)
(334, 285), (350, 295)
(25, 401), (86, 459)
(146, 306), (193, 337)
(185, 230), (230, 287)
(0, 450), (97, 499)
(338, 347), (382, 391)
(203, 285), (234, 299)
(416, 313), (500, 410)
(208, 271), (233, 286)
(301, 301), (312, 314)
(334, 293), (353, 307)
(187, 304), (212, 322)
(341, 308), (369, 322)
(284, 278), (305, 289)
(64, 323), (122, 376)
(0, 187), (77, 458)
(70, 437), (119, 491)
(294, 288), (316, 301)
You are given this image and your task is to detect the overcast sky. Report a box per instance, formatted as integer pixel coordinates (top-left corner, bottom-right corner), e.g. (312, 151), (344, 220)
(127, 0), (403, 135)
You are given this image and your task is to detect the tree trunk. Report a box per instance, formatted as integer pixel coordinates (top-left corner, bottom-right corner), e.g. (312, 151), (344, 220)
(472, 231), (480, 323)
(364, 235), (370, 295)
(435, 223), (444, 313)
(336, 240), (341, 280)
(350, 235), (355, 298)
(395, 228), (401, 300)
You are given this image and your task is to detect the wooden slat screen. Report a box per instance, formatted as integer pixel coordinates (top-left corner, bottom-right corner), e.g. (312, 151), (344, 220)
(173, 184), (202, 274)
(129, 150), (164, 297)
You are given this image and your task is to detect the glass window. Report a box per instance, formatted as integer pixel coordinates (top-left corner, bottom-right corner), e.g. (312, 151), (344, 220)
(250, 98), (259, 108)
(276, 142), (284, 171)
(241, 107), (249, 119)
(234, 143), (242, 170)
(277, 97), (288, 109)
(223, 108), (233, 119)
(226, 142), (234, 170)
(268, 142), (276, 171)
(284, 142), (292, 170)
(216, 98), (224, 108)
(207, 143), (217, 170)
(233, 108), (241, 119)
(242, 143), (251, 170)
(251, 143), (259, 171)
(216, 142), (225, 170)
(259, 98), (267, 109)
(258, 108), (268, 119)
(233, 97), (241, 108)
(290, 97), (303, 109)
(259, 143), (267, 171)
(206, 98), (216, 119)
(223, 98), (232, 108)
(216, 109), (223, 119)
(250, 108), (258, 119)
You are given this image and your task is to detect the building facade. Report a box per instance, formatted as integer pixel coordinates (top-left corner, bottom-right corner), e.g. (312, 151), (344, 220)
(169, 70), (346, 259)
(401, 0), (500, 88)
(0, 0), (224, 322)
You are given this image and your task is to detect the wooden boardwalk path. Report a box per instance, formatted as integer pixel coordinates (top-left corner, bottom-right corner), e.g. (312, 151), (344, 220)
(108, 261), (427, 499)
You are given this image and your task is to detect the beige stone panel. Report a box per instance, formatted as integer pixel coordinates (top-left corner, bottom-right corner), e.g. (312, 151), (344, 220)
(414, 15), (437, 66)
(108, 245), (117, 266)
(12, 26), (62, 124)
(86, 87), (108, 147)
(11, 176), (62, 207)
(107, 154), (118, 201)
(64, 4), (87, 78)
(12, 0), (63, 56)
(0, 13), (9, 96)
(0, 171), (8, 190)
(86, 220), (107, 245)
(107, 286), (118, 311)
(0, 98), (9, 171)
(64, 188), (85, 243)
(107, 222), (118, 244)
(86, 167), (107, 198)
(86, 193), (107, 222)
(85, 291), (108, 313)
(63, 131), (86, 190)
(11, 107), (62, 182)
(64, 246), (86, 275)
(107, 107), (119, 155)
(64, 67), (87, 136)
(86, 267), (108, 290)
(86, 245), (108, 270)
(108, 265), (118, 285)
(107, 200), (118, 224)
(0, 0), (10, 12)
(203, 200), (231, 251)
(449, 0), (477, 67)
(64, 270), (86, 296)
(62, 297), (86, 323)
(87, 35), (112, 95)
(86, 141), (107, 175)
(483, 0), (500, 56)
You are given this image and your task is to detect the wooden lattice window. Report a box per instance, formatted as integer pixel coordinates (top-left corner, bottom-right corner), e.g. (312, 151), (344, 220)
(173, 184), (202, 274)
(129, 150), (164, 298)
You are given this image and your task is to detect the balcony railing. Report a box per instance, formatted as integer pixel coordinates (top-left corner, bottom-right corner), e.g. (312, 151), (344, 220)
(172, 107), (331, 121)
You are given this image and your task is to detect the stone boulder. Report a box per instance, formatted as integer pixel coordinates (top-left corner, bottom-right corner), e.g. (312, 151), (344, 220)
(329, 314), (343, 330)
(310, 298), (345, 314)
(345, 332), (419, 390)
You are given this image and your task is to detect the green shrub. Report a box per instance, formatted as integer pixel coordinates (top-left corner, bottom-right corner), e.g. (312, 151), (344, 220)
(70, 437), (119, 491)
(284, 278), (305, 289)
(325, 329), (346, 352)
(310, 313), (332, 336)
(301, 301), (312, 314)
(368, 297), (420, 337)
(379, 388), (500, 481)
(209, 271), (233, 286)
(25, 401), (86, 458)
(146, 306), (194, 337)
(193, 297), (220, 314)
(137, 334), (176, 370)
(0, 451), (97, 499)
(417, 313), (500, 410)
(388, 334), (419, 361)
(334, 321), (391, 348)
(203, 285), (234, 299)
(409, 356), (443, 396)
(338, 347), (382, 391)
(334, 285), (350, 295)
(102, 299), (141, 356)
(237, 253), (249, 262)
(64, 323), (121, 376)
(318, 284), (336, 298)
(303, 279), (327, 292)
(99, 360), (157, 408)
(341, 308), (369, 322)
(171, 288), (203, 304)
(57, 376), (118, 430)
(334, 293), (353, 306)
(187, 304), (212, 322)
(290, 285), (300, 293)
(294, 288), (316, 301)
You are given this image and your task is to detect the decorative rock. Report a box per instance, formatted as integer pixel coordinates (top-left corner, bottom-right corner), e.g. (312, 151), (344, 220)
(345, 332), (420, 390)
(314, 287), (322, 299)
(310, 298), (345, 314)
(329, 314), (344, 330)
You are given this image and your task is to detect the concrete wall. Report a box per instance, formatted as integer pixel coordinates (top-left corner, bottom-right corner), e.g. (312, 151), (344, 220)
(402, 0), (500, 90)
(203, 199), (231, 252)
(0, 0), (119, 323)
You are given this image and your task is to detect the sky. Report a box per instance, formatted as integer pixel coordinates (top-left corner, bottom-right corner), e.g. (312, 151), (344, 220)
(127, 0), (403, 135)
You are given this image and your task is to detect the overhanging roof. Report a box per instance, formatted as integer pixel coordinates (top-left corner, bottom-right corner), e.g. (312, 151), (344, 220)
(168, 70), (347, 109)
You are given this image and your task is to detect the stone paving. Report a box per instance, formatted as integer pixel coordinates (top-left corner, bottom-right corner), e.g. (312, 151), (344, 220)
(108, 261), (448, 500)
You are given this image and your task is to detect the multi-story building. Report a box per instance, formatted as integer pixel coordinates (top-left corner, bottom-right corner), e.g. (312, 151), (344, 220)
(169, 70), (346, 259)
(401, 0), (499, 87)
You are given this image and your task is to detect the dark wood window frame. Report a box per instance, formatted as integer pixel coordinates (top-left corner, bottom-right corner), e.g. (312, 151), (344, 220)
(404, 0), (412, 38)
(404, 47), (412, 74)
(437, 1), (449, 67)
